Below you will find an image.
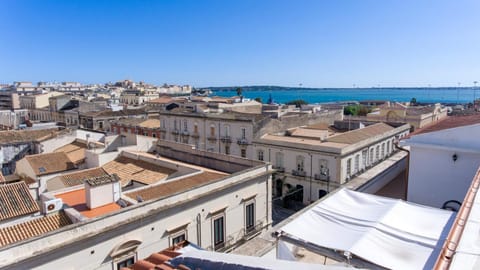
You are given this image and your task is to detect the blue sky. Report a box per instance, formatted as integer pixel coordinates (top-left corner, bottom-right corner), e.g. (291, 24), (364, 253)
(1, 0), (479, 87)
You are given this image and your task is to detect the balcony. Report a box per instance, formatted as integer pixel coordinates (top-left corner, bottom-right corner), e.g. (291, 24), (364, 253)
(237, 138), (249, 145)
(244, 221), (264, 240)
(171, 129), (180, 135)
(159, 127), (167, 132)
(191, 132), (200, 138)
(207, 136), (217, 142)
(273, 166), (285, 173)
(314, 174), (330, 182)
(181, 130), (189, 136)
(292, 170), (307, 177)
(220, 136), (232, 143)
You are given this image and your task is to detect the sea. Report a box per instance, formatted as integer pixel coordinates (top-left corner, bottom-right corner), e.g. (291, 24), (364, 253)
(211, 87), (478, 104)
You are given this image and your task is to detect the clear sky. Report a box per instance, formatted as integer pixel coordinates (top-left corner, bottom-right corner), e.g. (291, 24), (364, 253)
(1, 0), (479, 88)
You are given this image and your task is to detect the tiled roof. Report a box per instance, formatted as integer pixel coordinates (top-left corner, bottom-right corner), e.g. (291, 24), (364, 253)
(83, 109), (147, 117)
(125, 171), (227, 201)
(102, 156), (176, 186)
(55, 189), (121, 218)
(147, 96), (174, 104)
(85, 174), (119, 187)
(60, 167), (109, 187)
(25, 152), (75, 176)
(139, 119), (160, 129)
(113, 118), (145, 126)
(0, 182), (39, 221)
(0, 128), (61, 145)
(0, 172), (4, 183)
(409, 114), (480, 136)
(326, 123), (394, 144)
(54, 140), (88, 164)
(0, 211), (72, 247)
(124, 241), (190, 270)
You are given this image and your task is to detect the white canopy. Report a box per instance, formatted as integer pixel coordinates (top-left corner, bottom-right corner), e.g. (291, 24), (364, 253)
(278, 188), (455, 270)
(170, 249), (353, 270)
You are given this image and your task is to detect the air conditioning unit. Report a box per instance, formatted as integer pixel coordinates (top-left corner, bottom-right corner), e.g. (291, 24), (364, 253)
(43, 198), (63, 214)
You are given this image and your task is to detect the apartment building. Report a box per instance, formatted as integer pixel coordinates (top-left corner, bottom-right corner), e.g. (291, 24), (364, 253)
(253, 120), (411, 204)
(0, 145), (272, 270)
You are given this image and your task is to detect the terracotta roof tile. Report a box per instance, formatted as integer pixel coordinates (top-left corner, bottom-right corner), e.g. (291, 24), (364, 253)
(409, 114), (480, 136)
(326, 123), (394, 144)
(102, 156), (176, 186)
(60, 167), (109, 187)
(147, 96), (174, 104)
(127, 241), (189, 270)
(125, 171), (227, 201)
(0, 128), (61, 145)
(25, 152), (75, 176)
(0, 211), (72, 247)
(54, 140), (88, 164)
(0, 182), (39, 221)
(139, 119), (160, 129)
(85, 174), (119, 187)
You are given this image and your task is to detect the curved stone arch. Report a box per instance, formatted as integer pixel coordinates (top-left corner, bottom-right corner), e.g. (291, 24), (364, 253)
(109, 239), (142, 258)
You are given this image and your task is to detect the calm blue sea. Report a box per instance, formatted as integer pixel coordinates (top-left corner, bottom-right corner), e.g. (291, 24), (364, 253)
(211, 88), (478, 104)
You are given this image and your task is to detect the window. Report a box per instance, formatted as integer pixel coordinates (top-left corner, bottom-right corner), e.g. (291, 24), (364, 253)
(319, 159), (328, 176)
(354, 155), (359, 173)
(241, 128), (246, 139)
(381, 143), (385, 158)
(386, 141), (391, 155)
(375, 145), (380, 160)
(369, 148), (374, 164)
(174, 119), (178, 130)
(152, 133), (156, 138)
(296, 156), (304, 172)
(275, 152), (283, 168)
(210, 125), (215, 137)
(241, 149), (246, 158)
(194, 123), (198, 133)
(170, 230), (187, 246)
(213, 215), (225, 250)
(245, 201), (255, 233)
(116, 256), (135, 270)
(183, 120), (188, 131)
(257, 150), (264, 161)
(225, 145), (230, 155)
(98, 121), (103, 129)
(161, 119), (166, 128)
(224, 125), (230, 136)
(346, 158), (352, 177)
(362, 149), (367, 168)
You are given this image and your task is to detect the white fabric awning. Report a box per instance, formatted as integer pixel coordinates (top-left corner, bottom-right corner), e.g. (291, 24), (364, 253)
(278, 188), (456, 270)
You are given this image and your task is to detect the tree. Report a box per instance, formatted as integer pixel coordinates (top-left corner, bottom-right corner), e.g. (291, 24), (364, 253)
(410, 97), (417, 105)
(286, 99), (308, 108)
(254, 97), (262, 103)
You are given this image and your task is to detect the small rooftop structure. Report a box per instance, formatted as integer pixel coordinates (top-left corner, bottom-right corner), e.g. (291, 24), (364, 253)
(23, 152), (75, 176)
(47, 167), (109, 191)
(55, 188), (121, 219)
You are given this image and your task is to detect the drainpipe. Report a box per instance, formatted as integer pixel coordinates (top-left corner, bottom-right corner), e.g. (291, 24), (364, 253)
(309, 153), (313, 203)
(394, 141), (410, 200)
(196, 213), (202, 246)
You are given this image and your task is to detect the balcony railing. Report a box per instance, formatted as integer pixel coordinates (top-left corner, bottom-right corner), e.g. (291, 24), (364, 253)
(273, 166), (285, 173)
(220, 136), (232, 143)
(181, 130), (189, 136)
(159, 127), (167, 132)
(191, 132), (200, 138)
(292, 170), (307, 177)
(171, 129), (180, 135)
(314, 174), (330, 181)
(207, 136), (217, 142)
(237, 138), (249, 145)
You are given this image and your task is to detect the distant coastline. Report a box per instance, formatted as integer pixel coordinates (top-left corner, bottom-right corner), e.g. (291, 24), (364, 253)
(204, 86), (478, 104)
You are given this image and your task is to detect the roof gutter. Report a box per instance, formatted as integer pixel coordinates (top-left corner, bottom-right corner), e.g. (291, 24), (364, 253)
(434, 167), (480, 270)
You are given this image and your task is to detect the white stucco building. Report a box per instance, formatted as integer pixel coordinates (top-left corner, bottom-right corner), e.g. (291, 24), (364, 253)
(400, 114), (480, 209)
(253, 121), (410, 204)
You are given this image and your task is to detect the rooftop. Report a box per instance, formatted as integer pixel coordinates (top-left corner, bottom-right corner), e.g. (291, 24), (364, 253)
(24, 152), (75, 176)
(0, 182), (39, 221)
(0, 128), (62, 145)
(54, 140), (91, 164)
(102, 156), (176, 186)
(0, 211), (72, 248)
(55, 188), (121, 218)
(85, 174), (119, 187)
(125, 171), (228, 201)
(326, 122), (394, 144)
(409, 113), (480, 137)
(47, 167), (109, 191)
